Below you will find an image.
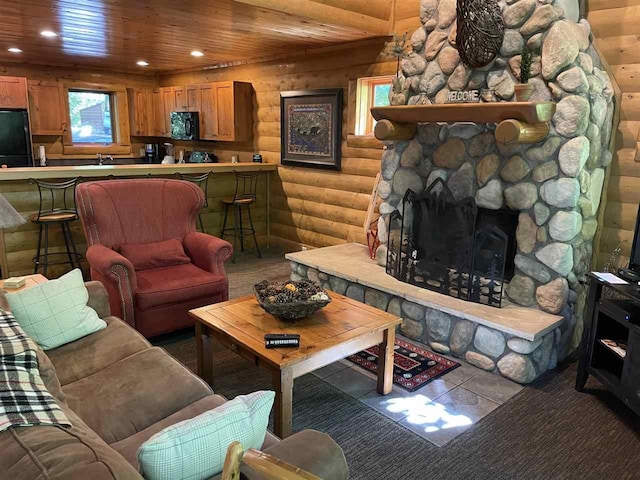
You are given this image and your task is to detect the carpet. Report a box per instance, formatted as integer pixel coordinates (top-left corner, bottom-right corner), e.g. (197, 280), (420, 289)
(155, 249), (640, 479)
(347, 337), (460, 391)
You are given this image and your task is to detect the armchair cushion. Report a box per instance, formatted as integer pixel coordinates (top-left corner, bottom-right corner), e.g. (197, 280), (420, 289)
(119, 239), (190, 271)
(135, 264), (226, 311)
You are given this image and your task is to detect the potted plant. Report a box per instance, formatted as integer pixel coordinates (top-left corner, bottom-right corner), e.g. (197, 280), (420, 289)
(514, 46), (535, 101)
(385, 33), (410, 105)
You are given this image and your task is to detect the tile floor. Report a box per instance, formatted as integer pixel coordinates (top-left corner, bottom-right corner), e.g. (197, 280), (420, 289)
(313, 342), (523, 447)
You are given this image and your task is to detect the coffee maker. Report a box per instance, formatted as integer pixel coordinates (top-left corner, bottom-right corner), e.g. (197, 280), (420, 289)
(144, 144), (165, 163)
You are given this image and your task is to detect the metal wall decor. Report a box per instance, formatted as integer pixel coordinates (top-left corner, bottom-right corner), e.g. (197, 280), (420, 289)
(456, 0), (505, 68)
(385, 178), (513, 308)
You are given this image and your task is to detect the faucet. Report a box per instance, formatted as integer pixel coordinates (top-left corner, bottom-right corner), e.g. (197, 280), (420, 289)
(96, 154), (114, 166)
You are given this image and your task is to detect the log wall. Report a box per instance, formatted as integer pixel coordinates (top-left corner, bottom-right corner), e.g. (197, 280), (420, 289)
(588, 2), (640, 268)
(160, 40), (400, 251)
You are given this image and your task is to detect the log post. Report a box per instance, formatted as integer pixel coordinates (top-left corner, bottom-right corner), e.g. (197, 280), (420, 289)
(373, 119), (417, 141)
(495, 119), (550, 144)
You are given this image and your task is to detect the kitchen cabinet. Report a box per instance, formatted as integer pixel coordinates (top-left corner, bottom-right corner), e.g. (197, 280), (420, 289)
(161, 87), (174, 137)
(141, 81), (252, 141)
(173, 86), (186, 111)
(151, 88), (167, 137)
(0, 76), (28, 109)
(186, 84), (201, 111)
(199, 81), (252, 142)
(28, 80), (67, 135)
(128, 87), (155, 136)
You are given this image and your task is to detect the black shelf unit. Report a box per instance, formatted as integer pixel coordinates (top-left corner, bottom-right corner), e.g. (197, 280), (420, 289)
(577, 274), (640, 415)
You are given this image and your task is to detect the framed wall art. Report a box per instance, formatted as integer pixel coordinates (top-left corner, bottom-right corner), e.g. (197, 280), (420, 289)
(280, 89), (342, 170)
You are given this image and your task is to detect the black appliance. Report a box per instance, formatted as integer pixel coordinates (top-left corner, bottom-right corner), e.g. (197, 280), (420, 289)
(170, 112), (199, 141)
(144, 143), (165, 163)
(0, 110), (33, 167)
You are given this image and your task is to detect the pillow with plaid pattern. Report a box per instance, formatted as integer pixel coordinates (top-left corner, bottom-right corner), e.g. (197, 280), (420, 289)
(138, 390), (275, 480)
(6, 269), (106, 350)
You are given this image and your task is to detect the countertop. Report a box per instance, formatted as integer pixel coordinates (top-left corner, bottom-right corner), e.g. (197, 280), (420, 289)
(0, 162), (277, 181)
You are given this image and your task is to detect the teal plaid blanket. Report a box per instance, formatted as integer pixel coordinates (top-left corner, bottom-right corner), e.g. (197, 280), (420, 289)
(0, 311), (70, 432)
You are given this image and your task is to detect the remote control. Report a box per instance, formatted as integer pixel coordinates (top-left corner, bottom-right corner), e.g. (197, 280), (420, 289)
(265, 333), (300, 349)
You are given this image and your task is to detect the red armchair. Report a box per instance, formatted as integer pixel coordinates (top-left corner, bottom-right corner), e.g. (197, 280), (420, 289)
(76, 179), (233, 337)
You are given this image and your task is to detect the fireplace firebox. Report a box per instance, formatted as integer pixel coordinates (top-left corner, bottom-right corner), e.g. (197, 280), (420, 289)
(386, 178), (517, 308)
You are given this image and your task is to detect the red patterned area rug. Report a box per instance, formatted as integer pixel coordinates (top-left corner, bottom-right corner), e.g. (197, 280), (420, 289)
(347, 338), (460, 392)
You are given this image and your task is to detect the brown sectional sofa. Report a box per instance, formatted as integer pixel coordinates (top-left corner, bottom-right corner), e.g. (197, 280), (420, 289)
(0, 281), (348, 480)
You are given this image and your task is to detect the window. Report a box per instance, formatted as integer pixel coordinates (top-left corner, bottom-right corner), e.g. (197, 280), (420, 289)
(62, 83), (131, 155)
(68, 90), (114, 144)
(355, 76), (393, 136)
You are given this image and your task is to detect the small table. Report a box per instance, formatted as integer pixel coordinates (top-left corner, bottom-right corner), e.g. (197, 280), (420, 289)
(190, 293), (402, 438)
(0, 274), (48, 292)
(576, 273), (640, 416)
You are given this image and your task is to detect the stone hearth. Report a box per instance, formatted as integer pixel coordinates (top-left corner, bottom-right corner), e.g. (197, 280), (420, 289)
(375, 0), (615, 362)
(287, 244), (563, 384)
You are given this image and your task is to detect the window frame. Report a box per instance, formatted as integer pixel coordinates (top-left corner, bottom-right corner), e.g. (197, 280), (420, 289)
(354, 75), (394, 136)
(62, 82), (132, 155)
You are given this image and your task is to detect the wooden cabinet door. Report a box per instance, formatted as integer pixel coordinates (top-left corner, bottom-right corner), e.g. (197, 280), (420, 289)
(186, 85), (201, 111)
(0, 76), (28, 109)
(173, 86), (187, 112)
(161, 87), (174, 137)
(214, 82), (235, 141)
(28, 80), (66, 135)
(128, 87), (153, 136)
(151, 88), (166, 137)
(198, 83), (216, 140)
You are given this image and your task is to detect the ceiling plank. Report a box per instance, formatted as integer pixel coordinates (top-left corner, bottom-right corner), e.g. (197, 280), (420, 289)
(232, 0), (391, 35)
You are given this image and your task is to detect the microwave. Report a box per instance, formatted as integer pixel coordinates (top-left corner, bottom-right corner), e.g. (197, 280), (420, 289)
(170, 112), (199, 140)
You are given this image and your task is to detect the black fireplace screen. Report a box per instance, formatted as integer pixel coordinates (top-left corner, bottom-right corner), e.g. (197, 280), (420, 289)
(386, 178), (514, 308)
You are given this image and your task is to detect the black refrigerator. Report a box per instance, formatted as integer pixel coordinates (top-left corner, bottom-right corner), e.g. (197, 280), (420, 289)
(0, 110), (33, 167)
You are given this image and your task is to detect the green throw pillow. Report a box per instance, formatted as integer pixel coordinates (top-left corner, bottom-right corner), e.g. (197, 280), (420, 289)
(6, 269), (106, 350)
(138, 390), (275, 480)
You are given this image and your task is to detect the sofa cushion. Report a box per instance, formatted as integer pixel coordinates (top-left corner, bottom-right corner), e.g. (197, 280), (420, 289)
(47, 317), (150, 386)
(6, 269), (106, 350)
(119, 239), (191, 271)
(62, 347), (213, 444)
(36, 346), (66, 404)
(135, 263), (226, 311)
(0, 402), (143, 480)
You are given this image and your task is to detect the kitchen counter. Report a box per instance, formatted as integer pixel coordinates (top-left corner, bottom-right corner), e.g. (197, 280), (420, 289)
(0, 162), (275, 278)
(0, 162), (276, 181)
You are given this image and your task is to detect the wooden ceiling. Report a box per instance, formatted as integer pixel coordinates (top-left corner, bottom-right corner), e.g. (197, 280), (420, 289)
(0, 0), (393, 73)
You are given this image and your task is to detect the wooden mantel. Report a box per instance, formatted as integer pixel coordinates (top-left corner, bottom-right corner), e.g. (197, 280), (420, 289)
(371, 102), (557, 145)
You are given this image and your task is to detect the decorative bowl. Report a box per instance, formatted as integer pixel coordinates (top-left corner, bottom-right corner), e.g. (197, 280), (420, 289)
(253, 279), (331, 321)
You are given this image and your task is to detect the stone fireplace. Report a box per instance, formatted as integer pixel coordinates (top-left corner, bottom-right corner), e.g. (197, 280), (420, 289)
(373, 0), (615, 371)
(288, 0), (616, 384)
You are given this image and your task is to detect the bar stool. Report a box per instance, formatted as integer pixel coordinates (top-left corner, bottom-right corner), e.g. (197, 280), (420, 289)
(221, 171), (262, 262)
(29, 177), (82, 277)
(176, 172), (210, 233)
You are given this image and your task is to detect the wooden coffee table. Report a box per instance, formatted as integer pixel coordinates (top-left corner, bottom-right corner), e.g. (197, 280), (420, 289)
(190, 292), (402, 438)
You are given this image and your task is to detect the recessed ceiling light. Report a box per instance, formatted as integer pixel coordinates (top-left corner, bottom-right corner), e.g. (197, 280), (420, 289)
(190, 50), (204, 57)
(7, 48), (22, 53)
(137, 60), (149, 66)
(40, 30), (58, 38)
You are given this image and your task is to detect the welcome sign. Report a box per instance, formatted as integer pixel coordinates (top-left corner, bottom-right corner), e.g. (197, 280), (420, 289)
(446, 90), (480, 103)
